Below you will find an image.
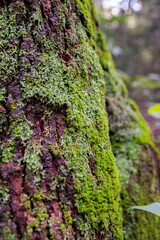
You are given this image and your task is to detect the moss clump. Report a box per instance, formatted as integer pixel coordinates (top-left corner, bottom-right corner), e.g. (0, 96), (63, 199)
(1, 140), (15, 163)
(0, 183), (10, 204)
(23, 142), (45, 184)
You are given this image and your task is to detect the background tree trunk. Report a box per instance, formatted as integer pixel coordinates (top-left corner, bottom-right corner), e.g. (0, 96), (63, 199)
(95, 31), (160, 239)
(0, 0), (123, 239)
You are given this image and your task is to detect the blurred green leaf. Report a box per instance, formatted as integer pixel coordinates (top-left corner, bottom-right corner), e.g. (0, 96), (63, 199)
(129, 203), (160, 216)
(100, 15), (130, 24)
(148, 104), (160, 118)
(148, 103), (160, 114)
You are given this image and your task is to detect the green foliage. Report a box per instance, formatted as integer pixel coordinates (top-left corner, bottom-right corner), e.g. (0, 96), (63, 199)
(148, 103), (160, 117)
(132, 75), (160, 89)
(129, 203), (160, 217)
(101, 15), (130, 24)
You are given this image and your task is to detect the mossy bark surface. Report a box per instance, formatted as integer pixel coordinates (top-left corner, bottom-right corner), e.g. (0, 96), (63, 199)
(94, 29), (160, 239)
(1, 1), (160, 239)
(0, 1), (123, 239)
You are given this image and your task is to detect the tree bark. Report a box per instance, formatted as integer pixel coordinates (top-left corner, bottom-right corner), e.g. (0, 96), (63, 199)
(0, 0), (123, 239)
(1, 0), (160, 239)
(98, 31), (160, 240)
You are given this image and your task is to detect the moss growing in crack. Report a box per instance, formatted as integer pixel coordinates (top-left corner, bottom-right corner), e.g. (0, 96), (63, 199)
(0, 88), (7, 102)
(23, 142), (45, 184)
(10, 120), (33, 143)
(21, 193), (48, 238)
(0, 184), (10, 204)
(1, 140), (15, 163)
(48, 143), (62, 157)
(75, 0), (93, 37)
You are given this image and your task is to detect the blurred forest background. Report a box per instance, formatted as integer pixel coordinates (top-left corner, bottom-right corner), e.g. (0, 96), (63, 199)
(95, 0), (160, 144)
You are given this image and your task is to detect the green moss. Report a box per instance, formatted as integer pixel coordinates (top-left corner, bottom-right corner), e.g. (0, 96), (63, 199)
(23, 142), (45, 184)
(0, 88), (7, 102)
(10, 121), (33, 143)
(33, 192), (46, 201)
(3, 0), (159, 238)
(0, 1), (123, 239)
(128, 99), (154, 146)
(95, 19), (160, 240)
(19, 193), (49, 239)
(1, 140), (15, 163)
(106, 95), (160, 239)
(75, 0), (93, 37)
(49, 143), (62, 156)
(85, 1), (160, 238)
(105, 71), (160, 239)
(0, 183), (10, 204)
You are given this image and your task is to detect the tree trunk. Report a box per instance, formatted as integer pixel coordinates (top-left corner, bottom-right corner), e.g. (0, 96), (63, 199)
(96, 31), (160, 240)
(1, 0), (160, 240)
(0, 0), (123, 239)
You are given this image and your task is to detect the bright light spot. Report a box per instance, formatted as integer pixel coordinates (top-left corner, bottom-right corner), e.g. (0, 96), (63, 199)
(130, 0), (143, 12)
(102, 0), (142, 12)
(132, 2), (142, 12)
(102, 0), (111, 8)
(112, 46), (123, 56)
(102, 0), (122, 9)
(112, 7), (120, 16)
(121, 2), (129, 11)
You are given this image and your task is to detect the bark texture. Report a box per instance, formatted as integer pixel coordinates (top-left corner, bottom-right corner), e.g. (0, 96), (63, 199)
(0, 0), (122, 239)
(97, 35), (160, 239)
(1, 0), (160, 239)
